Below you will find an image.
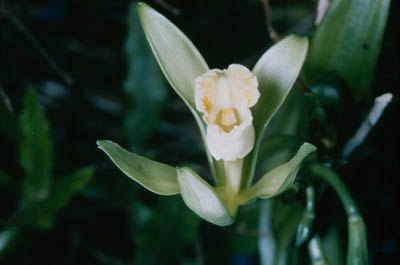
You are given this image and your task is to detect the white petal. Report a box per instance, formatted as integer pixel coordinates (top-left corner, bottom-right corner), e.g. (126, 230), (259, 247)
(207, 120), (255, 161)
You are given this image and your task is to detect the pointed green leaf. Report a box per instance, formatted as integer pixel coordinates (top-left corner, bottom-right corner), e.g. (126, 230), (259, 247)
(19, 88), (53, 202)
(137, 3), (222, 182)
(97, 140), (179, 195)
(177, 167), (233, 226)
(239, 143), (316, 203)
(304, 0), (391, 102)
(243, 35), (309, 186)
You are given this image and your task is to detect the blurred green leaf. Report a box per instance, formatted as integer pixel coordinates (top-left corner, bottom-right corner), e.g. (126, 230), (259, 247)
(123, 2), (167, 151)
(177, 167), (234, 226)
(134, 196), (200, 265)
(137, 3), (222, 182)
(10, 166), (93, 229)
(304, 0), (391, 102)
(243, 35), (309, 187)
(239, 143), (316, 203)
(50, 166), (94, 210)
(19, 88), (53, 202)
(0, 228), (20, 258)
(97, 140), (179, 195)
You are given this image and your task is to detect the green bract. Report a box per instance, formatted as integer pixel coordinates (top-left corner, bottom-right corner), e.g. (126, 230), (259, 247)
(97, 2), (316, 226)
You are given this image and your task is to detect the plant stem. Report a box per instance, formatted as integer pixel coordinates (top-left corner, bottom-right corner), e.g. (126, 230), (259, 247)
(258, 200), (276, 265)
(309, 163), (360, 217)
(224, 159), (243, 194)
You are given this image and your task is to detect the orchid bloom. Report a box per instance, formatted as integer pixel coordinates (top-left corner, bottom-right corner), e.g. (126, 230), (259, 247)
(195, 64), (260, 161)
(97, 3), (316, 226)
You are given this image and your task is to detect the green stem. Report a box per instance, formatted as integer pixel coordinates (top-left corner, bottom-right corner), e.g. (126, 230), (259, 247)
(310, 164), (369, 265)
(309, 163), (360, 217)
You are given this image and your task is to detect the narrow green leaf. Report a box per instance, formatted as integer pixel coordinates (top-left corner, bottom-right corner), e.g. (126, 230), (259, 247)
(50, 166), (94, 208)
(97, 140), (179, 195)
(304, 0), (391, 102)
(123, 2), (167, 150)
(137, 3), (222, 182)
(9, 167), (93, 229)
(243, 35), (309, 187)
(239, 143), (316, 203)
(19, 88), (53, 202)
(177, 167), (233, 226)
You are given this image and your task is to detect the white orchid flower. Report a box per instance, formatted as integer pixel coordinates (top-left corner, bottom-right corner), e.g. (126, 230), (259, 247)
(97, 3), (316, 226)
(195, 64), (260, 161)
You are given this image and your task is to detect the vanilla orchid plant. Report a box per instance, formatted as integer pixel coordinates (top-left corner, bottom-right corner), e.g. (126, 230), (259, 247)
(97, 3), (316, 226)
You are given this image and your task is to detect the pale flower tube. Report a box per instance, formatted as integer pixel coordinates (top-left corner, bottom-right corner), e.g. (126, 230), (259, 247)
(195, 64), (260, 161)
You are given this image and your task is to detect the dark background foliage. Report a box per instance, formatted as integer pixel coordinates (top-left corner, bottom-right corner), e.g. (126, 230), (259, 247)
(0, 0), (399, 264)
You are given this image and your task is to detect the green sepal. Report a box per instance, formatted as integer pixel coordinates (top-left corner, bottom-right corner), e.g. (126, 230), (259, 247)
(137, 2), (223, 182)
(239, 143), (316, 203)
(243, 35), (309, 187)
(97, 140), (179, 195)
(177, 167), (234, 226)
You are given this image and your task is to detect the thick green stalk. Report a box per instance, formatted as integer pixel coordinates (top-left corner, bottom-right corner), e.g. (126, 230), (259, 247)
(310, 163), (369, 265)
(310, 164), (360, 217)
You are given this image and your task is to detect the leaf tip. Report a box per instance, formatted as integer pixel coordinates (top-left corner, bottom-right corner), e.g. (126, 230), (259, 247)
(96, 140), (113, 152)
